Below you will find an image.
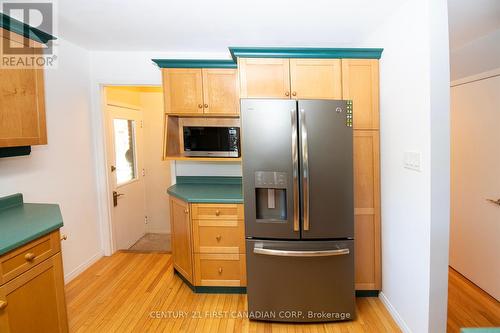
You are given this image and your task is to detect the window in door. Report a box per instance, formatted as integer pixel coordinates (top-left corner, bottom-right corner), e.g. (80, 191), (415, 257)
(113, 118), (137, 185)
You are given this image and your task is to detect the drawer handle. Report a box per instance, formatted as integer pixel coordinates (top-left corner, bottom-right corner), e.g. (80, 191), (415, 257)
(215, 210), (221, 216)
(61, 234), (68, 241)
(0, 300), (7, 310)
(24, 252), (36, 262)
(184, 209), (189, 214)
(216, 235), (222, 242)
(218, 267), (223, 274)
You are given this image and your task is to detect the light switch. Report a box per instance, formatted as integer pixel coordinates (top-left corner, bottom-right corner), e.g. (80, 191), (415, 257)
(404, 151), (421, 172)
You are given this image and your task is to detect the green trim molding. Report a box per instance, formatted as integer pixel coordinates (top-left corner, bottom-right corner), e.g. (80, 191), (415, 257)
(152, 59), (236, 69)
(0, 13), (56, 44)
(229, 47), (383, 61)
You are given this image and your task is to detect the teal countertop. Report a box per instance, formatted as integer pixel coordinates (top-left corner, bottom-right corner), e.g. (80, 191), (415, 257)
(0, 193), (63, 256)
(167, 176), (243, 204)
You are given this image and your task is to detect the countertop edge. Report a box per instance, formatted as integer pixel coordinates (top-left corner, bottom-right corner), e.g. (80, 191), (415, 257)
(167, 188), (243, 204)
(0, 222), (63, 256)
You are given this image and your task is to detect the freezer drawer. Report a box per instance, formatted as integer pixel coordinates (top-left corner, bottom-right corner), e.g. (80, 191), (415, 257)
(246, 239), (355, 322)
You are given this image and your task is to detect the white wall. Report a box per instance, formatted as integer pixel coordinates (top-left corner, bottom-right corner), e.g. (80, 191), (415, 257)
(0, 38), (102, 282)
(361, 0), (450, 332)
(450, 28), (500, 80)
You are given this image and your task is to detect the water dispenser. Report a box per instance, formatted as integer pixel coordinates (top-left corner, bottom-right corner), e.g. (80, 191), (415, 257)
(254, 171), (287, 222)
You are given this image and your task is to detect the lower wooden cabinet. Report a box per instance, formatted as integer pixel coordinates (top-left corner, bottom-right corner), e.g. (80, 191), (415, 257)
(0, 231), (68, 333)
(353, 130), (381, 290)
(169, 198), (246, 288)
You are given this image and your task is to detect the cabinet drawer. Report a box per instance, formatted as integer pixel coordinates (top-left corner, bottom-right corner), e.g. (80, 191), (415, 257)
(191, 204), (243, 220)
(193, 220), (245, 254)
(0, 230), (61, 285)
(194, 254), (246, 287)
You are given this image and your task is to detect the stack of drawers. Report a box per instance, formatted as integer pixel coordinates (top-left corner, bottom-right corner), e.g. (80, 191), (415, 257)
(191, 203), (246, 287)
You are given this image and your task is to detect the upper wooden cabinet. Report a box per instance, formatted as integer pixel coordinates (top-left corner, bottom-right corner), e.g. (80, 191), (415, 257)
(238, 58), (290, 98)
(289, 59), (342, 99)
(162, 68), (239, 116)
(0, 30), (47, 148)
(341, 59), (380, 129)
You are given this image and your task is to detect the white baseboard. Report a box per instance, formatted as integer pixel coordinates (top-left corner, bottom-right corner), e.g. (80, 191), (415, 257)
(379, 291), (412, 333)
(64, 251), (104, 284)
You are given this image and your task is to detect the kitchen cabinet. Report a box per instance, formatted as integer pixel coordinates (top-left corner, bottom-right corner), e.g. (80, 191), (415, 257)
(0, 230), (68, 333)
(341, 59), (380, 130)
(238, 58), (341, 100)
(162, 68), (239, 116)
(0, 29), (47, 148)
(353, 130), (381, 290)
(169, 196), (194, 284)
(168, 197), (246, 289)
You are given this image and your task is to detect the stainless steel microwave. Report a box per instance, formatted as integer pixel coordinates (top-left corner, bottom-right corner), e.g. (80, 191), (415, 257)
(182, 126), (240, 157)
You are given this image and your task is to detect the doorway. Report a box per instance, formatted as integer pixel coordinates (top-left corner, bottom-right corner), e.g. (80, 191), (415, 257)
(448, 70), (500, 331)
(103, 86), (171, 253)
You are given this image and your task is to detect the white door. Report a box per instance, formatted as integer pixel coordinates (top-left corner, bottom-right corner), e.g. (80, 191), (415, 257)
(450, 74), (500, 300)
(106, 104), (146, 250)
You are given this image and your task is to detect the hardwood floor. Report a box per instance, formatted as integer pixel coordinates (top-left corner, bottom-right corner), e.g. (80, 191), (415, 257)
(447, 267), (500, 332)
(66, 252), (400, 332)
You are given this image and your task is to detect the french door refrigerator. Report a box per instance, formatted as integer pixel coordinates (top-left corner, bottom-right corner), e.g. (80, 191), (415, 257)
(241, 99), (355, 323)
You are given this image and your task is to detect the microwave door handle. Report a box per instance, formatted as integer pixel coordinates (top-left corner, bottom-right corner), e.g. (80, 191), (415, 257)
(291, 109), (299, 232)
(300, 108), (310, 231)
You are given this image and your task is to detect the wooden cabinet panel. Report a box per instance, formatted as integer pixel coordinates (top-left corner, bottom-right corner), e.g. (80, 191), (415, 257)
(238, 58), (290, 98)
(162, 68), (203, 115)
(192, 219), (245, 254)
(202, 69), (239, 115)
(194, 254), (246, 287)
(169, 197), (194, 283)
(0, 253), (68, 333)
(0, 231), (60, 285)
(0, 34), (46, 147)
(353, 130), (381, 290)
(191, 203), (243, 220)
(342, 59), (379, 129)
(289, 59), (342, 99)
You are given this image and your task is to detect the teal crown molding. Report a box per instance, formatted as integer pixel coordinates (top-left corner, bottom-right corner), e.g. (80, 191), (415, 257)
(0, 13), (56, 44)
(152, 59), (236, 69)
(229, 47), (383, 61)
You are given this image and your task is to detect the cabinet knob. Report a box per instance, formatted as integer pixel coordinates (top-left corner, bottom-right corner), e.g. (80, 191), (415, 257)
(0, 300), (7, 310)
(198, 104), (203, 108)
(215, 210), (221, 216)
(292, 91), (297, 96)
(204, 104), (209, 108)
(24, 252), (35, 262)
(61, 234), (68, 241)
(218, 267), (223, 274)
(216, 235), (222, 242)
(285, 91), (290, 97)
(184, 209), (189, 214)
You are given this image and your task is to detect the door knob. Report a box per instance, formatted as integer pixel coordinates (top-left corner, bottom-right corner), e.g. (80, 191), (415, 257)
(215, 210), (221, 216)
(204, 104), (208, 108)
(218, 267), (223, 274)
(113, 191), (125, 207)
(292, 91), (297, 96)
(184, 209), (189, 214)
(198, 104), (203, 108)
(0, 300), (7, 310)
(486, 198), (500, 206)
(216, 235), (222, 242)
(61, 234), (68, 241)
(110, 165), (116, 172)
(24, 252), (35, 262)
(285, 91), (290, 97)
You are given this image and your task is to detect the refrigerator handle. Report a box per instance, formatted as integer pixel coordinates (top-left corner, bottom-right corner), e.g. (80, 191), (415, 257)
(300, 108), (310, 231)
(291, 108), (299, 232)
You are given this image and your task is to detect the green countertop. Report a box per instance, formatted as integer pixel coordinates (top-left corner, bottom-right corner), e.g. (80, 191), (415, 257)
(0, 193), (63, 256)
(167, 176), (243, 203)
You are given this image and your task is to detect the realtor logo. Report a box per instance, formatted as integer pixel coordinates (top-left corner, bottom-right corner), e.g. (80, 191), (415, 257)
(1, 0), (58, 68)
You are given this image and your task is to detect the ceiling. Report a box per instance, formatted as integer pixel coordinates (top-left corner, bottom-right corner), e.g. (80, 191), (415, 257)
(448, 0), (500, 50)
(54, 0), (404, 52)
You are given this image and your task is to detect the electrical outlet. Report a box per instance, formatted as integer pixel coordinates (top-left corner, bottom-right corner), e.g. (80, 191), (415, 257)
(404, 151), (421, 172)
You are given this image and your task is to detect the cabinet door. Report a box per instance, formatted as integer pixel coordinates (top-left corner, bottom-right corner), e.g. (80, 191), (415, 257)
(202, 69), (239, 115)
(353, 130), (381, 290)
(0, 253), (68, 333)
(238, 58), (290, 98)
(169, 197), (194, 283)
(0, 35), (46, 147)
(162, 68), (203, 115)
(342, 59), (379, 129)
(289, 59), (342, 99)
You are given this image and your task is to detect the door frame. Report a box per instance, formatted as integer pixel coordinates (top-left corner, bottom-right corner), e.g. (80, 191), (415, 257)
(92, 82), (173, 256)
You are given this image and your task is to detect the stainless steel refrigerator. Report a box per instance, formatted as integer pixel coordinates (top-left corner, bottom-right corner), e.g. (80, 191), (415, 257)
(241, 99), (355, 323)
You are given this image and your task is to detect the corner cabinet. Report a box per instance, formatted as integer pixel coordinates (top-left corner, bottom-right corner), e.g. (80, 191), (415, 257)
(162, 68), (239, 116)
(169, 197), (246, 289)
(0, 230), (68, 333)
(0, 28), (48, 148)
